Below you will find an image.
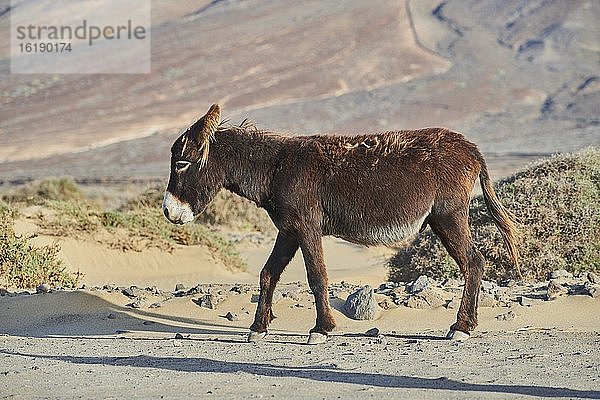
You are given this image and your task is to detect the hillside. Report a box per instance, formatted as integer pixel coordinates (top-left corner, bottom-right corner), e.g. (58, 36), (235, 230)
(1, 0), (598, 182)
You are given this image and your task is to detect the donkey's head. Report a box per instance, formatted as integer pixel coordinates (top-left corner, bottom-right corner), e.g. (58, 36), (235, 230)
(162, 104), (225, 225)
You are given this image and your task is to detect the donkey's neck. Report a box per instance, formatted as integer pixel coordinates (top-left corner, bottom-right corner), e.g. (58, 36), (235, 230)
(215, 129), (283, 207)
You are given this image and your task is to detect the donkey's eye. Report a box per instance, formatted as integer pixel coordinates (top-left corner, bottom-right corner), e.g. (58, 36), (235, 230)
(175, 161), (191, 171)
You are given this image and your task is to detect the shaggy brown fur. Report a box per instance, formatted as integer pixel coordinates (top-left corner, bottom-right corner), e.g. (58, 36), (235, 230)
(164, 104), (519, 338)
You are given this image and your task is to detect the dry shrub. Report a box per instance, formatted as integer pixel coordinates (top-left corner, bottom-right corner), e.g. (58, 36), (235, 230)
(2, 178), (83, 205)
(0, 202), (80, 288)
(388, 148), (600, 282)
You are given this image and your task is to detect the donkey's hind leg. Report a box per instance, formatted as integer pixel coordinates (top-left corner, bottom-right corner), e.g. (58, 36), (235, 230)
(430, 210), (484, 340)
(249, 232), (298, 342)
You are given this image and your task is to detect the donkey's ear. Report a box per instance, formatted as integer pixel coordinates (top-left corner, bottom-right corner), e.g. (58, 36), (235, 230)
(191, 104), (221, 143)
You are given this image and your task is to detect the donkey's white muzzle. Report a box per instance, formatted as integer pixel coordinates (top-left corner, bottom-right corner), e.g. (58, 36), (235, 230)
(162, 192), (195, 225)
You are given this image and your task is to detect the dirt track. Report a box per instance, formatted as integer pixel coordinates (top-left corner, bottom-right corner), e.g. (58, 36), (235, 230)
(2, 329), (599, 400)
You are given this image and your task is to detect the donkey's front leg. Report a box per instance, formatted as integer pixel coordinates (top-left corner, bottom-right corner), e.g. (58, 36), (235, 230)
(248, 232), (299, 342)
(299, 229), (336, 344)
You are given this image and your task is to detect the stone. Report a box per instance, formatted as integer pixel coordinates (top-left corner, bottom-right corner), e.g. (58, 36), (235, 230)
(149, 302), (162, 309)
(479, 292), (497, 307)
(175, 283), (186, 292)
(587, 272), (600, 284)
(584, 282), (600, 298)
(126, 299), (143, 308)
(446, 298), (458, 309)
(481, 280), (497, 293)
(107, 313), (117, 319)
(36, 283), (50, 294)
(344, 286), (378, 320)
(376, 296), (398, 310)
(409, 275), (429, 294)
(193, 294), (217, 309)
(122, 286), (141, 298)
(174, 333), (184, 339)
(224, 312), (239, 321)
(406, 287), (445, 309)
(548, 269), (573, 280)
(365, 327), (380, 337)
(495, 310), (515, 321)
(546, 280), (568, 300)
(272, 290), (283, 304)
(518, 296), (537, 307)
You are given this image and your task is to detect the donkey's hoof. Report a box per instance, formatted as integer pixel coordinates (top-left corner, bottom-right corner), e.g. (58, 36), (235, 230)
(307, 332), (328, 345)
(247, 330), (267, 342)
(446, 329), (470, 341)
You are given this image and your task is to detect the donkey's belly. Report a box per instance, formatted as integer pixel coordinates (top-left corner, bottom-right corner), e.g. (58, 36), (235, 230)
(331, 213), (429, 246)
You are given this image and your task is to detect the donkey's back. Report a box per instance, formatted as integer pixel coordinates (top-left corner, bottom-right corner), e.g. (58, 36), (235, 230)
(275, 127), (483, 247)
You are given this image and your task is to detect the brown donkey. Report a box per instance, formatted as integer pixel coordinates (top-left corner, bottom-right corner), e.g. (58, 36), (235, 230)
(163, 104), (519, 344)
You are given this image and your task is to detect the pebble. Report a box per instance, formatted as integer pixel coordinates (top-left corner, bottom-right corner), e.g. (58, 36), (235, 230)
(405, 287), (445, 309)
(365, 327), (380, 337)
(495, 310), (516, 321)
(126, 299), (143, 309)
(224, 312), (239, 321)
(107, 313), (117, 319)
(149, 302), (162, 309)
(518, 296), (537, 307)
(193, 294), (217, 309)
(174, 333), (184, 339)
(409, 275), (429, 294)
(446, 298), (458, 309)
(546, 280), (568, 300)
(122, 287), (141, 298)
(548, 269), (573, 280)
(584, 282), (600, 298)
(36, 283), (50, 294)
(175, 283), (186, 292)
(344, 286), (378, 320)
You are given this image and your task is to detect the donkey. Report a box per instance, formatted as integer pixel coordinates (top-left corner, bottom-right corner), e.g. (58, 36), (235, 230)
(163, 104), (519, 344)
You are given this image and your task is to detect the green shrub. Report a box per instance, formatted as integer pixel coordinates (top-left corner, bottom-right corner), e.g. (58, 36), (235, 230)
(0, 202), (79, 288)
(388, 148), (600, 282)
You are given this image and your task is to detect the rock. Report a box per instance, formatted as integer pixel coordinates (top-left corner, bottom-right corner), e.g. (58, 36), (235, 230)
(587, 272), (600, 284)
(584, 282), (600, 298)
(365, 327), (380, 337)
(479, 292), (497, 307)
(481, 280), (497, 293)
(193, 294), (217, 309)
(250, 293), (260, 303)
(548, 269), (573, 280)
(36, 283), (50, 294)
(406, 287), (445, 309)
(443, 278), (464, 287)
(175, 283), (186, 292)
(446, 298), (458, 309)
(126, 299), (143, 308)
(149, 302), (162, 309)
(495, 310), (516, 321)
(344, 286), (378, 320)
(122, 286), (142, 298)
(272, 290), (283, 304)
(174, 333), (184, 339)
(0, 288), (9, 296)
(230, 285), (242, 294)
(518, 296), (538, 307)
(376, 296), (398, 310)
(546, 280), (568, 300)
(409, 275), (429, 294)
(107, 313), (117, 319)
(224, 312), (239, 321)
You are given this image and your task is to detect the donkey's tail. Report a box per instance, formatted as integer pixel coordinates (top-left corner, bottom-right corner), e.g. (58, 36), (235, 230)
(478, 156), (522, 279)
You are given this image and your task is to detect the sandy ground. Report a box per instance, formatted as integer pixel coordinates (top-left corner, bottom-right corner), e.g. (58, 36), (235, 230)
(1, 287), (599, 399)
(1, 204), (599, 399)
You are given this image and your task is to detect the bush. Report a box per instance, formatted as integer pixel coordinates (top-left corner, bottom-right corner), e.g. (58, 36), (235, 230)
(2, 178), (83, 205)
(0, 202), (79, 288)
(388, 148), (600, 282)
